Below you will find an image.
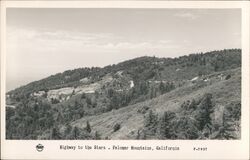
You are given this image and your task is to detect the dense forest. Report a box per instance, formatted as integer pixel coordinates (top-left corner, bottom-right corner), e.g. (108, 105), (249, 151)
(6, 49), (241, 139)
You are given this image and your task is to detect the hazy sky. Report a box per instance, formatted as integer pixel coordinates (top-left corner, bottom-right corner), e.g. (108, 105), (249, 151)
(6, 8), (241, 91)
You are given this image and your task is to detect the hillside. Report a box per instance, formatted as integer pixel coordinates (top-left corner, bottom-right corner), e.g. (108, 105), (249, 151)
(70, 68), (241, 139)
(6, 49), (241, 140)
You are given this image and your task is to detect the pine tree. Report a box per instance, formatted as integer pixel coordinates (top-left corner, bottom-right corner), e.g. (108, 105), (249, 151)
(189, 99), (197, 110)
(195, 93), (214, 132)
(214, 62), (219, 71)
(212, 109), (237, 139)
(51, 127), (61, 140)
(159, 81), (165, 94)
(173, 115), (199, 139)
(150, 87), (157, 99)
(86, 121), (91, 133)
(64, 123), (72, 139)
(136, 130), (140, 140)
(157, 111), (176, 139)
(70, 126), (80, 139)
(143, 110), (158, 137)
(56, 112), (64, 124)
(86, 97), (92, 107)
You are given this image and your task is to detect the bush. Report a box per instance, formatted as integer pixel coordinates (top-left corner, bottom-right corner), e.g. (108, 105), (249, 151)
(85, 121), (91, 133)
(113, 123), (121, 132)
(137, 106), (149, 114)
(225, 74), (231, 80)
(225, 102), (241, 121)
(81, 93), (86, 99)
(51, 98), (60, 104)
(94, 131), (101, 140)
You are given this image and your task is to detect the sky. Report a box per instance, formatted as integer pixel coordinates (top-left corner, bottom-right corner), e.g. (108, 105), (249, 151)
(6, 8), (241, 91)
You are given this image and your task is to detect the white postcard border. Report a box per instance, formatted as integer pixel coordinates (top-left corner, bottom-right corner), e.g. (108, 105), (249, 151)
(1, 1), (249, 159)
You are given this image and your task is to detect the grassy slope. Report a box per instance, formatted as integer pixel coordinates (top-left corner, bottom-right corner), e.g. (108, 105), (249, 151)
(71, 67), (241, 139)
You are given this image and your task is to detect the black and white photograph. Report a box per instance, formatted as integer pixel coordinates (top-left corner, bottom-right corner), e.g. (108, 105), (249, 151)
(5, 8), (242, 140)
(1, 1), (250, 160)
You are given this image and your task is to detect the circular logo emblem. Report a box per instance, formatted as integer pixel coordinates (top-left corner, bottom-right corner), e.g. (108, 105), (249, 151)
(36, 144), (44, 152)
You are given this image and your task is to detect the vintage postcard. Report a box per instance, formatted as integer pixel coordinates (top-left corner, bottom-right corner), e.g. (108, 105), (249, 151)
(1, 1), (249, 159)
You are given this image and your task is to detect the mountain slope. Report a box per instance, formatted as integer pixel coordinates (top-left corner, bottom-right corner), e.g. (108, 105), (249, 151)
(70, 67), (241, 139)
(6, 49), (241, 140)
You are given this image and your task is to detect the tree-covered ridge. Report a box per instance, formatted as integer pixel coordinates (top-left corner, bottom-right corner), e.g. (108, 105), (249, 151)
(8, 49), (241, 97)
(6, 49), (241, 140)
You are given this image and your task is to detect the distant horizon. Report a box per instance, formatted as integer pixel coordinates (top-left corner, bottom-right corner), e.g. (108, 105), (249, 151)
(6, 48), (241, 92)
(6, 8), (241, 91)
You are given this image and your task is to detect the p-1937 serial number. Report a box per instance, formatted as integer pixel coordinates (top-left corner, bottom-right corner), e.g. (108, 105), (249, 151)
(193, 147), (208, 151)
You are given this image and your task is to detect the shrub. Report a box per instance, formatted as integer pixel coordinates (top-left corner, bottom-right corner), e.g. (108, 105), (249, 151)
(51, 98), (60, 104)
(85, 121), (91, 133)
(225, 74), (231, 80)
(137, 106), (149, 114)
(81, 93), (86, 99)
(113, 123), (121, 132)
(94, 131), (101, 140)
(225, 102), (241, 121)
